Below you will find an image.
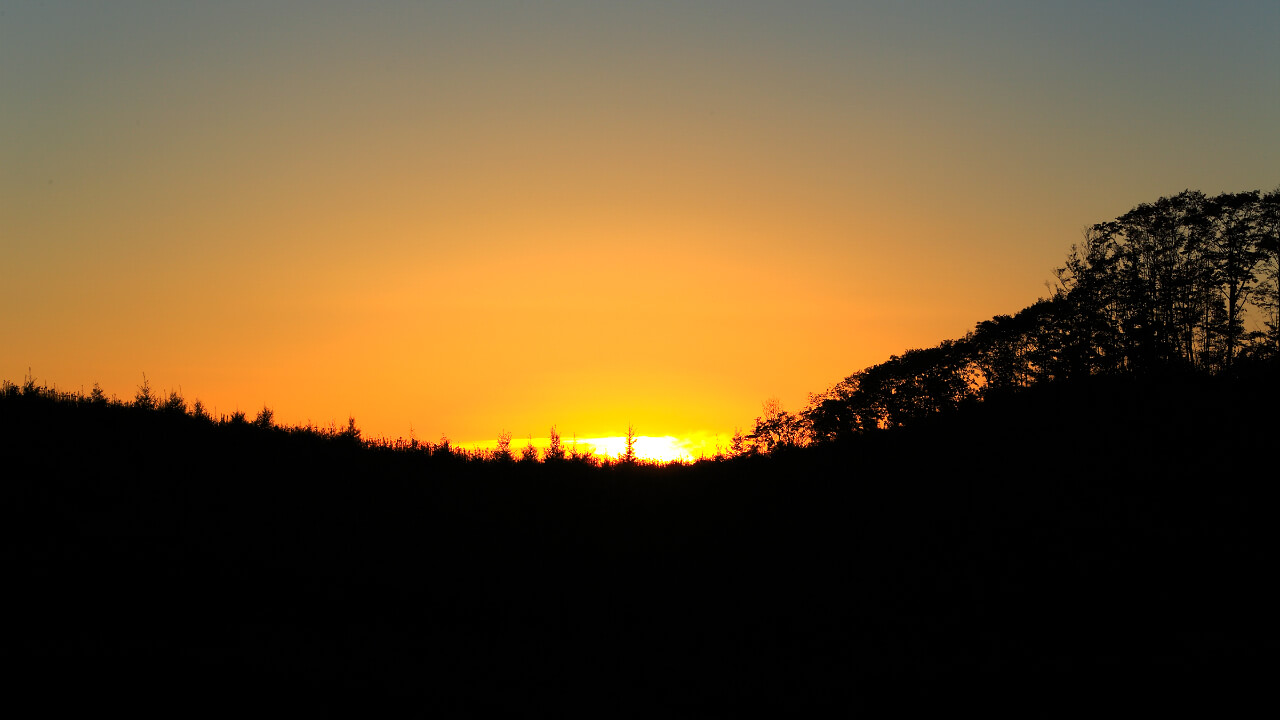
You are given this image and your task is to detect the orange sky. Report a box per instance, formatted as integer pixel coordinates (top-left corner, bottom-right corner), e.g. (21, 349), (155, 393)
(4, 2), (1278, 457)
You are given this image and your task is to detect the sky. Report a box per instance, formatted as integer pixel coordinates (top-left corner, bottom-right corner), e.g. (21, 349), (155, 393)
(3, 1), (1278, 458)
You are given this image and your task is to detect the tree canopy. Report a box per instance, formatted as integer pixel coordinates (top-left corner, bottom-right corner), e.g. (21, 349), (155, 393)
(749, 188), (1280, 452)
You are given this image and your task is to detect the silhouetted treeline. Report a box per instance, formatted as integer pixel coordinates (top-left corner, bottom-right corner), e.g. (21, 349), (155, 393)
(0, 374), (665, 467)
(752, 188), (1280, 450)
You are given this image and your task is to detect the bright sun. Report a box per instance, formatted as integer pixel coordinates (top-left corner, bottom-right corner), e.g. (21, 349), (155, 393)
(587, 436), (689, 463)
(464, 433), (724, 463)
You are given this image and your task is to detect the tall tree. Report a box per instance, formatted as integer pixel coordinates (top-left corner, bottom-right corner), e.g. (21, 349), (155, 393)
(1205, 191), (1265, 369)
(749, 398), (807, 451)
(1255, 188), (1280, 356)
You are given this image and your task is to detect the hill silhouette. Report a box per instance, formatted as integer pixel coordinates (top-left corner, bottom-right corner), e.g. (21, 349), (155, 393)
(4, 364), (1273, 715)
(5, 188), (1277, 714)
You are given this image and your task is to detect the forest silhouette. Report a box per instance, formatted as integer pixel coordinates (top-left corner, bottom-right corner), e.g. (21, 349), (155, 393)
(5, 188), (1276, 714)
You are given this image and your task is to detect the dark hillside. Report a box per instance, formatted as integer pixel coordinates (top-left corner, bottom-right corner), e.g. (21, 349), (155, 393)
(3, 369), (1273, 715)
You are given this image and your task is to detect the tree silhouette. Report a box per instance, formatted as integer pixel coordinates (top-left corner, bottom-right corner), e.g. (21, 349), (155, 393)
(795, 187), (1280, 449)
(494, 430), (514, 463)
(621, 423), (638, 465)
(1255, 188), (1280, 355)
(134, 373), (155, 410)
(545, 426), (565, 462)
(1206, 191), (1267, 368)
(520, 434), (539, 463)
(1053, 189), (1279, 374)
(749, 398), (806, 452)
(162, 391), (187, 416)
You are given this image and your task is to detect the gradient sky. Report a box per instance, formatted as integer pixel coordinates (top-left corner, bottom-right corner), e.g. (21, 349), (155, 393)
(4, 1), (1278, 455)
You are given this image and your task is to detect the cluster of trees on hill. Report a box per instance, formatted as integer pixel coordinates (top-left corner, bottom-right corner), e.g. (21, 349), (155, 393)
(748, 188), (1280, 451)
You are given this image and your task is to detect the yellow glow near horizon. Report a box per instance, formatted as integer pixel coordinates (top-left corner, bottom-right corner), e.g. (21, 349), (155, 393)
(463, 434), (729, 463)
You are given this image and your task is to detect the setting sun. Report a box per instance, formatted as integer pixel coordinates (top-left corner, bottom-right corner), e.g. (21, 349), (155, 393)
(589, 436), (698, 463)
(463, 433), (727, 463)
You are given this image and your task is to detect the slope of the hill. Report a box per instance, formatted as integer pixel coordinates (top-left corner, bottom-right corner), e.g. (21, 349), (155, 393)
(3, 369), (1272, 715)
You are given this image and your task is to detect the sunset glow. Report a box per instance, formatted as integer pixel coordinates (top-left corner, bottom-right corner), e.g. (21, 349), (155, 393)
(465, 434), (726, 464)
(4, 2), (1277, 448)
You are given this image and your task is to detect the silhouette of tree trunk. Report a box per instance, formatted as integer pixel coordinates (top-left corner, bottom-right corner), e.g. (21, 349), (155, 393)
(1255, 188), (1280, 356)
(1206, 191), (1266, 369)
(621, 424), (638, 465)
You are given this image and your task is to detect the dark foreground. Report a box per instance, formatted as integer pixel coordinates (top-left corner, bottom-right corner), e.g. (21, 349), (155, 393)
(3, 375), (1271, 716)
